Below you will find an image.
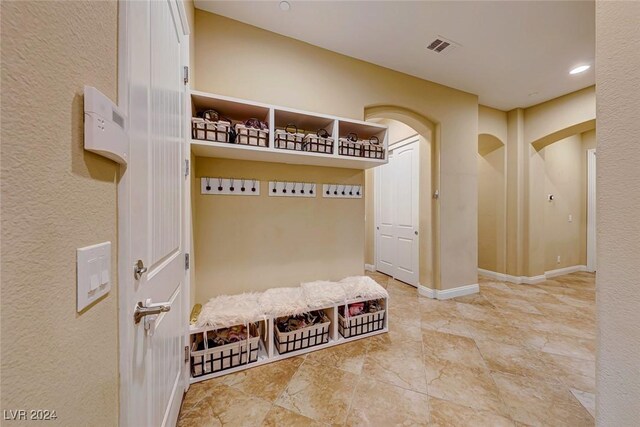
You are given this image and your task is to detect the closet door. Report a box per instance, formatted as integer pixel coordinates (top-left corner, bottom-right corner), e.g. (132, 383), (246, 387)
(121, 1), (188, 426)
(375, 139), (419, 286)
(376, 152), (396, 277)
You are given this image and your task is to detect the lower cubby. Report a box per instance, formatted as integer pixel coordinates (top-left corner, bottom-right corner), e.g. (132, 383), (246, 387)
(338, 299), (386, 338)
(190, 321), (266, 378)
(274, 309), (331, 354)
(189, 298), (388, 384)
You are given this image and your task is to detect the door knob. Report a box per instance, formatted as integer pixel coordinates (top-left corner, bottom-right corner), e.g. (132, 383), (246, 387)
(377, 226), (380, 230)
(134, 259), (147, 280)
(415, 231), (418, 235)
(134, 299), (171, 324)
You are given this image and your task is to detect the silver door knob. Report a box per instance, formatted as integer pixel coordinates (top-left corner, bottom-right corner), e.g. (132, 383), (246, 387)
(134, 300), (171, 324)
(134, 259), (147, 280)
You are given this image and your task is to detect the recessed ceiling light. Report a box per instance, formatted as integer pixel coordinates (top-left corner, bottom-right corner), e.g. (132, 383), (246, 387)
(570, 65), (590, 75)
(279, 1), (291, 11)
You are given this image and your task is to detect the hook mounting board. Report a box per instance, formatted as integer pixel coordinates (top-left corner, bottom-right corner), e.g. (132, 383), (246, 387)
(201, 177), (261, 195)
(268, 181), (317, 198)
(322, 184), (362, 199)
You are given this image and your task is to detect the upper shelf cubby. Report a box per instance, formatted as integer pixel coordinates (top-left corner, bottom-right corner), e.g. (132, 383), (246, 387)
(273, 108), (336, 137)
(191, 92), (270, 124)
(189, 90), (388, 170)
(338, 120), (387, 142)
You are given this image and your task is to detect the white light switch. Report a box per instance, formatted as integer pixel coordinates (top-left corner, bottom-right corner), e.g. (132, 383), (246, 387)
(77, 241), (111, 311)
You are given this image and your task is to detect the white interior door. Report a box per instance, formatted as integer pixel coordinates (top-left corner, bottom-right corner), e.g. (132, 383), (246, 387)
(375, 139), (420, 286)
(119, 1), (188, 426)
(587, 149), (597, 272)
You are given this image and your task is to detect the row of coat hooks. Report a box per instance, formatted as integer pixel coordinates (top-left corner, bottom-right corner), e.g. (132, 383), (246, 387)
(200, 177), (261, 195)
(200, 177), (362, 199)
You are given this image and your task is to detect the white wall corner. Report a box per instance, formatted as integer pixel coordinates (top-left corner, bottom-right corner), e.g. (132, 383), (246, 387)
(364, 264), (376, 272)
(418, 284), (436, 299)
(418, 283), (479, 300)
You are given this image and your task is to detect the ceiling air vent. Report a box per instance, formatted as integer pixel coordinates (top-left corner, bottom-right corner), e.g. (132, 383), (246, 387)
(426, 36), (460, 55)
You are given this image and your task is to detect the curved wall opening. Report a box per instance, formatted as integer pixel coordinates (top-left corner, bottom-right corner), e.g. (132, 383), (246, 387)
(477, 133), (507, 274)
(364, 106), (439, 288)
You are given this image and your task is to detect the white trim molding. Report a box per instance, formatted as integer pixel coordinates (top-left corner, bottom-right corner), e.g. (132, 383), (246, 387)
(545, 265), (588, 278)
(478, 265), (588, 284)
(364, 264), (376, 272)
(418, 283), (479, 300)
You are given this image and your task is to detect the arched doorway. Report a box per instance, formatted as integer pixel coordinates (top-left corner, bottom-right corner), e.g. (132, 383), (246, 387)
(364, 106), (439, 290)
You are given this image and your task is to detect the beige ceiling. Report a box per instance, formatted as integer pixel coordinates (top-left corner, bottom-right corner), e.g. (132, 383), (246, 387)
(195, 0), (595, 111)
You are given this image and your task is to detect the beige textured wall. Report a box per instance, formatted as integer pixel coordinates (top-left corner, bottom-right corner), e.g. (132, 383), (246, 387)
(542, 134), (585, 270)
(477, 145), (506, 272)
(479, 105), (508, 144)
(1, 1), (119, 425)
(194, 11), (479, 290)
(524, 86), (596, 148)
(595, 1), (640, 424)
(194, 158), (365, 302)
(502, 89), (596, 278)
(477, 106), (507, 273)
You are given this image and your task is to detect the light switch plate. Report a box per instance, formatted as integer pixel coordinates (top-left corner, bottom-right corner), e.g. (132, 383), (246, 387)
(77, 241), (111, 311)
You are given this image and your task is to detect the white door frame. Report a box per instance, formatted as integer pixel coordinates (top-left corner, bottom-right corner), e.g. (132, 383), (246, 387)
(587, 148), (596, 272)
(117, 0), (191, 425)
(374, 136), (420, 285)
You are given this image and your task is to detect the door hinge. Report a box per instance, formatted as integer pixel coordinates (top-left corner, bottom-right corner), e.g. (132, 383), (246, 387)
(183, 66), (189, 85)
(185, 253), (190, 270)
(184, 159), (190, 177)
(184, 345), (189, 363)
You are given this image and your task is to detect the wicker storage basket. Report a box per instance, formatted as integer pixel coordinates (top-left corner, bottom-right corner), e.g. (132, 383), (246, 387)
(192, 118), (231, 143)
(361, 136), (385, 159)
(235, 124), (269, 147)
(274, 315), (331, 354)
(275, 124), (306, 151)
(338, 134), (362, 157)
(338, 308), (385, 338)
(304, 129), (334, 154)
(190, 323), (260, 377)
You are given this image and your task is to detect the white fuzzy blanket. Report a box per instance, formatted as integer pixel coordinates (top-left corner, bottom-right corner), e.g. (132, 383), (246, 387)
(195, 292), (263, 329)
(196, 276), (387, 328)
(258, 287), (309, 318)
(301, 280), (348, 308)
(340, 276), (389, 300)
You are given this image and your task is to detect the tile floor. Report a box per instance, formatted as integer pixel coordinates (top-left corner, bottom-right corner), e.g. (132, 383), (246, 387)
(178, 272), (596, 426)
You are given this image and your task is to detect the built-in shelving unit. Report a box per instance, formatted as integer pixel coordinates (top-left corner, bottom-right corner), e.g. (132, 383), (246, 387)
(190, 90), (388, 169)
(189, 296), (389, 384)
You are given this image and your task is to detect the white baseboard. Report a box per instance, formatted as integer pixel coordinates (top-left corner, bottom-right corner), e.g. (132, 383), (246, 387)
(478, 265), (588, 284)
(418, 283), (479, 300)
(545, 265), (587, 278)
(364, 264), (376, 272)
(478, 268), (507, 281)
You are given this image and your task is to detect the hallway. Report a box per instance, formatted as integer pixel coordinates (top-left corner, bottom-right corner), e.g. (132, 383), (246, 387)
(178, 272), (595, 426)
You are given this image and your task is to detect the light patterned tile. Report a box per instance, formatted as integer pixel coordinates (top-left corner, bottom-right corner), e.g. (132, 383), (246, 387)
(261, 405), (325, 427)
(214, 357), (304, 402)
(345, 376), (429, 426)
(178, 383), (272, 427)
(275, 360), (358, 425)
(492, 372), (594, 427)
(429, 396), (515, 427)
